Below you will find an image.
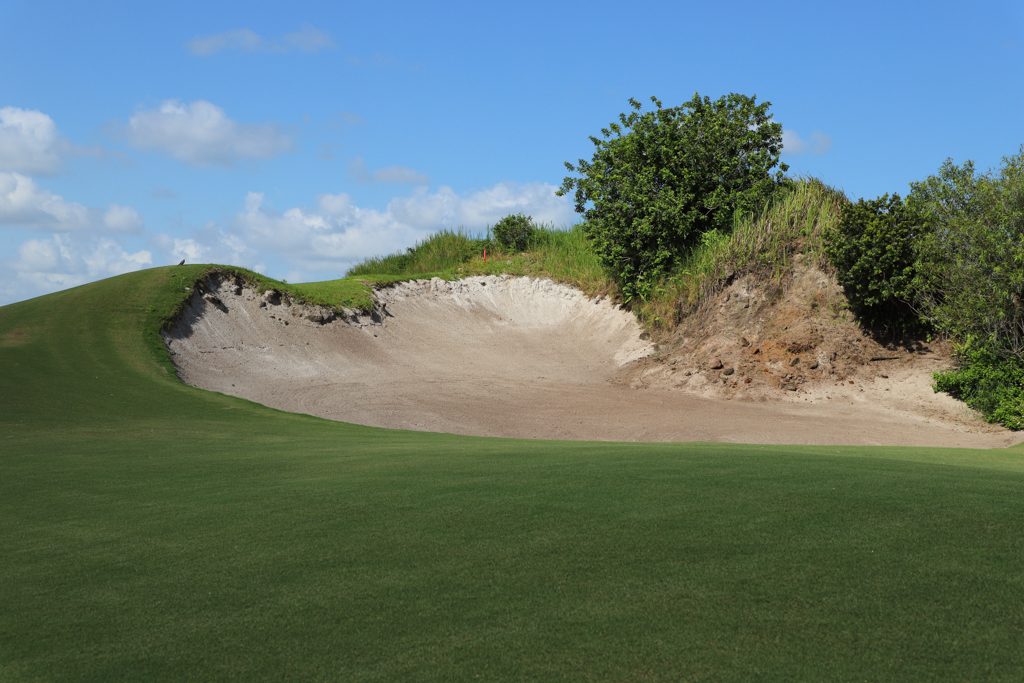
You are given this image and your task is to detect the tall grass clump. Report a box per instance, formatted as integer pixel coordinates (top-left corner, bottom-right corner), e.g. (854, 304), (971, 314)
(468, 224), (612, 297)
(347, 230), (485, 277)
(635, 179), (846, 329)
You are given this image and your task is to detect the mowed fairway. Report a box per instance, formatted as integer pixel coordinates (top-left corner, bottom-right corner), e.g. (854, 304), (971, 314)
(2, 266), (1024, 680)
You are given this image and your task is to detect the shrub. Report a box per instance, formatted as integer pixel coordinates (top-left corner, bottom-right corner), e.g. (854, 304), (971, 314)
(558, 93), (788, 301)
(908, 150), (1024, 429)
(910, 154), (1024, 358)
(492, 214), (536, 252)
(824, 193), (925, 335)
(934, 338), (1024, 430)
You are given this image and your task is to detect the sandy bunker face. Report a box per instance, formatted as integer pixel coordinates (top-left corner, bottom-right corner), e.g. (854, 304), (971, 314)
(165, 274), (1019, 448)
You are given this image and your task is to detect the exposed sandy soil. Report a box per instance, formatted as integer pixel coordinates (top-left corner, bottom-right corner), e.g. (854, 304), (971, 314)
(164, 273), (1023, 448)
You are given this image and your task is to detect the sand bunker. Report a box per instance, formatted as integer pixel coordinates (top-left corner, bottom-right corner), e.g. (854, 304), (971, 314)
(165, 274), (1022, 448)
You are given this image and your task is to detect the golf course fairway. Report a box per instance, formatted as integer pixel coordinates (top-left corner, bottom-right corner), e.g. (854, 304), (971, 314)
(2, 265), (1023, 680)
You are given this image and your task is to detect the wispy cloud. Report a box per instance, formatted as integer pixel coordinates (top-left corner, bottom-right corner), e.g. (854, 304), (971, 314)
(348, 157), (430, 185)
(125, 100), (292, 166)
(782, 129), (832, 156)
(186, 26), (334, 56)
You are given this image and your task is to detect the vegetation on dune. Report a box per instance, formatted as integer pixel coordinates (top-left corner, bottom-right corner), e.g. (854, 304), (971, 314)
(346, 229), (485, 278)
(464, 224), (610, 296)
(346, 222), (612, 297)
(825, 193), (925, 336)
(559, 93), (788, 301)
(909, 153), (1024, 428)
(634, 178), (845, 329)
(4, 267), (1024, 679)
(910, 154), (1024, 358)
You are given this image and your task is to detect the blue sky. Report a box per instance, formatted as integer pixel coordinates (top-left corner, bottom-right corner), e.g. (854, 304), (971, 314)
(2, 0), (1022, 303)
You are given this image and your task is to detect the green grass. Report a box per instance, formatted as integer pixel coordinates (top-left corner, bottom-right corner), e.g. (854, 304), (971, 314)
(465, 225), (611, 296)
(3, 266), (1024, 680)
(347, 225), (614, 298)
(347, 230), (485, 278)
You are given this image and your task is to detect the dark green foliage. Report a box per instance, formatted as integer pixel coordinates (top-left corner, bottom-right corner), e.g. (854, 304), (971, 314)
(910, 154), (1024, 359)
(491, 213), (536, 252)
(824, 193), (925, 334)
(934, 338), (1024, 429)
(559, 93), (788, 300)
(907, 151), (1024, 429)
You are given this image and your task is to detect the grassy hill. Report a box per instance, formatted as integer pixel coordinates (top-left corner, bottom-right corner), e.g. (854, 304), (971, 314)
(2, 265), (1024, 680)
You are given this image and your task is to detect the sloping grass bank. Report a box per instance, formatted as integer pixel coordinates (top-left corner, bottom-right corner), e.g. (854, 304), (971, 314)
(2, 266), (1024, 680)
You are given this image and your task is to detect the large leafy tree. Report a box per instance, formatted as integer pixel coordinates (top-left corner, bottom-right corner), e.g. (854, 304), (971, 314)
(558, 93), (787, 300)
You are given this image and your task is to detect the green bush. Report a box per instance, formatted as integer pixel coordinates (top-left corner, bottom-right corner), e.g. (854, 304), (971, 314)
(903, 150), (1024, 429)
(492, 213), (536, 252)
(934, 338), (1024, 430)
(824, 193), (925, 334)
(558, 93), (787, 301)
(910, 153), (1024, 359)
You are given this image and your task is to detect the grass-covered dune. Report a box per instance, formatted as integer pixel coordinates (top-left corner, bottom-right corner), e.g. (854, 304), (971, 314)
(3, 266), (1024, 680)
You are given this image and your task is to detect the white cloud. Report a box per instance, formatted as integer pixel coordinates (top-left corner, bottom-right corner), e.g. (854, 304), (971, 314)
(0, 172), (89, 229)
(782, 129), (832, 156)
(349, 157), (430, 185)
(103, 204), (144, 232)
(126, 100), (292, 166)
(187, 26), (334, 56)
(2, 233), (152, 303)
(0, 172), (143, 233)
(0, 106), (62, 174)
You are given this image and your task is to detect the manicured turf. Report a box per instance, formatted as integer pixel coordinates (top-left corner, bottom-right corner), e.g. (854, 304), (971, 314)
(2, 266), (1023, 680)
